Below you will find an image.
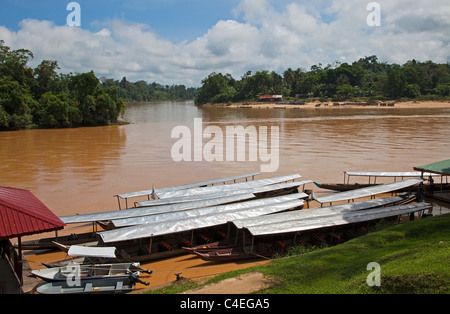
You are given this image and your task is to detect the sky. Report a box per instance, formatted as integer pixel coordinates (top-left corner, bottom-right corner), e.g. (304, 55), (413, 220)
(0, 0), (449, 86)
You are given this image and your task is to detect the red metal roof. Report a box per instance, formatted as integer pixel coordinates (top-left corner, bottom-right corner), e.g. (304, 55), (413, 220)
(259, 95), (283, 99)
(0, 186), (65, 240)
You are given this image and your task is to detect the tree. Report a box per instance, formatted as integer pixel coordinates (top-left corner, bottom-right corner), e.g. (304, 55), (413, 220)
(37, 92), (81, 128)
(384, 68), (407, 98)
(0, 76), (34, 129)
(0, 40), (34, 86)
(33, 60), (61, 98)
(404, 84), (421, 98)
(195, 72), (231, 105)
(336, 84), (360, 100)
(70, 71), (100, 104)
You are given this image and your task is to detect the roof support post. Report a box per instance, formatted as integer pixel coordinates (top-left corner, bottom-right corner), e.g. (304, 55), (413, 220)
(17, 236), (23, 286)
(116, 196), (122, 210)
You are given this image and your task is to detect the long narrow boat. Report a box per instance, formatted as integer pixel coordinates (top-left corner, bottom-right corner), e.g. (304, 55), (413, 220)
(136, 180), (311, 207)
(31, 262), (143, 282)
(154, 174), (303, 199)
(14, 232), (98, 251)
(35, 273), (149, 294)
(42, 244), (158, 270)
(110, 191), (307, 228)
(245, 202), (432, 237)
(231, 194), (415, 230)
(315, 171), (444, 192)
(98, 195), (306, 244)
(313, 179), (422, 206)
(60, 193), (256, 225)
(194, 202), (432, 262)
(182, 240), (231, 254)
(314, 182), (450, 192)
(44, 195), (306, 266)
(193, 246), (274, 262)
(115, 172), (261, 209)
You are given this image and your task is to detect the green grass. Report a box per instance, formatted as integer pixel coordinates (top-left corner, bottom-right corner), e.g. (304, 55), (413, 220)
(259, 214), (450, 294)
(150, 214), (450, 294)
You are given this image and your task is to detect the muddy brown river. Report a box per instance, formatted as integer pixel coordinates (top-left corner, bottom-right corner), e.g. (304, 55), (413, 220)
(1, 101), (449, 289)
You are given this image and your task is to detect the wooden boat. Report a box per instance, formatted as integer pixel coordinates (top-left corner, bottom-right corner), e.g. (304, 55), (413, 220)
(314, 182), (450, 192)
(314, 182), (375, 192)
(42, 243), (157, 270)
(313, 179), (422, 206)
(193, 247), (274, 262)
(35, 272), (149, 294)
(315, 171), (447, 193)
(182, 240), (231, 254)
(31, 262), (147, 282)
(14, 232), (98, 250)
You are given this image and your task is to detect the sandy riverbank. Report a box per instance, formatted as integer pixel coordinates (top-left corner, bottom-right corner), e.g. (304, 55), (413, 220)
(203, 100), (450, 110)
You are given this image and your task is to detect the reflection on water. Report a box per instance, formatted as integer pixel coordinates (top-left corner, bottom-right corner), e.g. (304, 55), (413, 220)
(1, 101), (449, 219)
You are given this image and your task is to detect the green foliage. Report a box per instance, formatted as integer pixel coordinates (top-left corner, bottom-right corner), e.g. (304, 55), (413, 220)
(196, 55), (450, 105)
(103, 76), (198, 102)
(0, 76), (34, 129)
(37, 92), (81, 128)
(0, 42), (127, 130)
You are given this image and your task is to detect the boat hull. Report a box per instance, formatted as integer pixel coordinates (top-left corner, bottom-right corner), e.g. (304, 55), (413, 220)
(15, 232), (98, 250)
(194, 247), (273, 262)
(35, 276), (136, 294)
(316, 182), (450, 192)
(32, 263), (139, 282)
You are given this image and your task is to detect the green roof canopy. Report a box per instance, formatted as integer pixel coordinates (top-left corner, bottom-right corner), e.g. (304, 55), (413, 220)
(414, 159), (450, 176)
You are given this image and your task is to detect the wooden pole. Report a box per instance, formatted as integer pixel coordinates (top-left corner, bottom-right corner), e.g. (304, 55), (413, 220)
(18, 237), (23, 286)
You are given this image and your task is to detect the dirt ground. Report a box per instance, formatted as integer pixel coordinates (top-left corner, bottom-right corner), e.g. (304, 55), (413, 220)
(180, 271), (278, 294)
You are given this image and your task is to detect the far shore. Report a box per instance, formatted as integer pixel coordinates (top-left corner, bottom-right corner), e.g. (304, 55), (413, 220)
(202, 100), (450, 110)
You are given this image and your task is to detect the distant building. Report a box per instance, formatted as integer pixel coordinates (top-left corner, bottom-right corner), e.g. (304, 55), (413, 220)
(259, 95), (283, 102)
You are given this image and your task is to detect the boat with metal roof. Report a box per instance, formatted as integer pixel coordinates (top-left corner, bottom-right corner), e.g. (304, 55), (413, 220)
(193, 202), (432, 262)
(115, 172), (261, 209)
(313, 178), (423, 206)
(98, 194), (306, 244)
(314, 171), (442, 192)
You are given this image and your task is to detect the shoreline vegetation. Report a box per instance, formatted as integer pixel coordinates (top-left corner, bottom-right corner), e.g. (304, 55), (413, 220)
(194, 56), (450, 107)
(0, 41), (197, 131)
(2, 41), (450, 131)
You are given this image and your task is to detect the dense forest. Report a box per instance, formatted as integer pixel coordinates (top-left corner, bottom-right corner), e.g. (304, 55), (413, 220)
(101, 77), (198, 102)
(0, 41), (197, 131)
(195, 56), (450, 105)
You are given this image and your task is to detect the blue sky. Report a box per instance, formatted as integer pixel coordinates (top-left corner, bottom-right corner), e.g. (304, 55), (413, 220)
(1, 0), (242, 42)
(1, 0), (449, 86)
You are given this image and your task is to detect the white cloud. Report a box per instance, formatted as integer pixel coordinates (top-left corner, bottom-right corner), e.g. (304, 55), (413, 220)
(0, 0), (448, 86)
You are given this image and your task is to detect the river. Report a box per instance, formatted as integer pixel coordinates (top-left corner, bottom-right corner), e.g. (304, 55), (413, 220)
(1, 100), (449, 289)
(1, 100), (448, 216)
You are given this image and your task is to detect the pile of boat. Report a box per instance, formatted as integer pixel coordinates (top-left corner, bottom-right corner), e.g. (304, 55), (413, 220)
(32, 245), (152, 294)
(23, 171), (442, 293)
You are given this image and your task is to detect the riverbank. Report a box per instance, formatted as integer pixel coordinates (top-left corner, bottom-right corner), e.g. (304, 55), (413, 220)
(203, 100), (450, 110)
(150, 213), (450, 294)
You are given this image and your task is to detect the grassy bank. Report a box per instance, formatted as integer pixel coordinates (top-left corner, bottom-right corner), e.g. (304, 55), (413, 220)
(259, 214), (450, 293)
(151, 214), (450, 294)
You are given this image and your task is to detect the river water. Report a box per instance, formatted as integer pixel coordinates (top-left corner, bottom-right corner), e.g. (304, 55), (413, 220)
(2, 100), (450, 289)
(1, 100), (449, 218)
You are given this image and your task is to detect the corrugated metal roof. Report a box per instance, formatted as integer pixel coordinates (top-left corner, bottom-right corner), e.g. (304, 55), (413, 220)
(0, 186), (65, 240)
(414, 159), (450, 176)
